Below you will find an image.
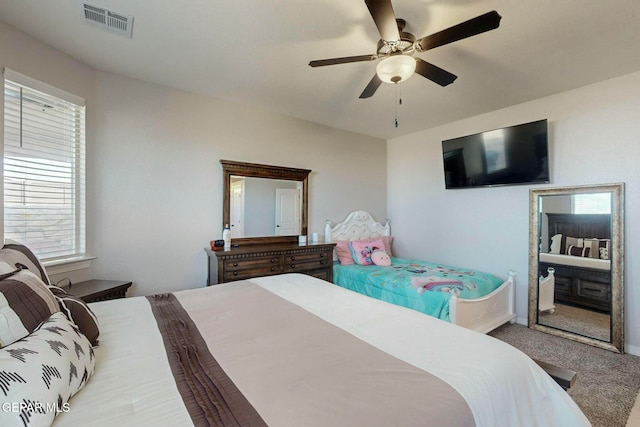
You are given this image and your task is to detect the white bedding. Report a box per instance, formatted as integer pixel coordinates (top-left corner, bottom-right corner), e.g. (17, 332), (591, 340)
(53, 273), (589, 427)
(540, 252), (610, 271)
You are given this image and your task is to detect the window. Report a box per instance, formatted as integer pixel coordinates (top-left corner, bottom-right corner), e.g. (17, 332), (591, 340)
(572, 193), (611, 215)
(3, 69), (86, 262)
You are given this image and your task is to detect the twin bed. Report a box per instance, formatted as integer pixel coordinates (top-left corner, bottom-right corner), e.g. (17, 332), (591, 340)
(325, 210), (517, 333)
(1, 229), (591, 426)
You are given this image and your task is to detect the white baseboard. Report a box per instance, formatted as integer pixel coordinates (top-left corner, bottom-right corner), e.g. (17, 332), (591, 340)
(626, 344), (640, 356)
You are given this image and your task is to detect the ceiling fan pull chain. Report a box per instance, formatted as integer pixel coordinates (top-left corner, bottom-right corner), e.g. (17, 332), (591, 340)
(394, 83), (399, 128)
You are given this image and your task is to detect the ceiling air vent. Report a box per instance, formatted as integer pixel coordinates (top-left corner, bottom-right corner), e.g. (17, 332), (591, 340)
(81, 2), (134, 38)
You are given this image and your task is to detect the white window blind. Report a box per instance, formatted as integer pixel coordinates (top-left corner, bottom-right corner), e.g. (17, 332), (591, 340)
(572, 193), (611, 215)
(3, 69), (86, 261)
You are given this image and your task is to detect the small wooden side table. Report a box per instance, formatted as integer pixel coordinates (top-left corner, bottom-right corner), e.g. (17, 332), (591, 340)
(63, 279), (133, 303)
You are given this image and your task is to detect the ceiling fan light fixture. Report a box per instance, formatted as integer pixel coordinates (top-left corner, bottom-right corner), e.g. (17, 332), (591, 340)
(376, 55), (416, 84)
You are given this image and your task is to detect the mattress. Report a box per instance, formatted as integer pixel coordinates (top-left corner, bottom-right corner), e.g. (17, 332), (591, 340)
(540, 252), (611, 271)
(52, 273), (589, 427)
(333, 257), (505, 321)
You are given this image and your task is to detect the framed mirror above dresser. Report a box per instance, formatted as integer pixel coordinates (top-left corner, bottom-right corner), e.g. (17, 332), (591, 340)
(528, 183), (625, 353)
(221, 159), (311, 245)
(206, 160), (335, 286)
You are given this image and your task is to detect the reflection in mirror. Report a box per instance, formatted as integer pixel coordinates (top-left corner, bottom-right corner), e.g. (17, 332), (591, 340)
(221, 160), (311, 246)
(529, 183), (624, 353)
(229, 176), (302, 238)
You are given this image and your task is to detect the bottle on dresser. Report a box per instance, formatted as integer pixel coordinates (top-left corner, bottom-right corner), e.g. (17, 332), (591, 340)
(222, 224), (231, 249)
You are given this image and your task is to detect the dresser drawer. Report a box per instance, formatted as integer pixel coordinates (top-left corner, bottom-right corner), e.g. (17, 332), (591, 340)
(284, 251), (331, 272)
(223, 256), (282, 281)
(206, 243), (336, 285)
(576, 280), (610, 302)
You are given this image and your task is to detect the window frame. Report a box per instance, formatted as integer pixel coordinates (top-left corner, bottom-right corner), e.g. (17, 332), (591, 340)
(3, 68), (89, 268)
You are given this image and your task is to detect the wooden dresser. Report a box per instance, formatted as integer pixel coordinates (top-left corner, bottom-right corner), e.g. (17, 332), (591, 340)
(205, 242), (336, 286)
(540, 261), (611, 313)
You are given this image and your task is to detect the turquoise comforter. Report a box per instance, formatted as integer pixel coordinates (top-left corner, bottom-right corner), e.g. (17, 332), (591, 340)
(333, 257), (504, 322)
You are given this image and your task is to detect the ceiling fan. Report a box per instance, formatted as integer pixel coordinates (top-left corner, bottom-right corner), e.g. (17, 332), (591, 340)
(309, 0), (501, 98)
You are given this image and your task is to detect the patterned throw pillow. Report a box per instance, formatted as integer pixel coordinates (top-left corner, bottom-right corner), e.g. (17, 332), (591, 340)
(335, 236), (393, 265)
(0, 312), (95, 427)
(349, 239), (385, 266)
(0, 241), (51, 285)
(549, 234), (562, 254)
(567, 245), (590, 258)
(49, 286), (100, 346)
(0, 270), (60, 348)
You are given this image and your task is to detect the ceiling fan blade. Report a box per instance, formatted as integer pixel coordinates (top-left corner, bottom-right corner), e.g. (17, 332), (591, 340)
(359, 74), (383, 98)
(416, 11), (502, 52)
(309, 54), (377, 67)
(414, 58), (457, 86)
(365, 0), (400, 41)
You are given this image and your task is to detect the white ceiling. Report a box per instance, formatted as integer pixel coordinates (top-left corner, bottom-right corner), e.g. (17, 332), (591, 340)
(1, 0), (640, 139)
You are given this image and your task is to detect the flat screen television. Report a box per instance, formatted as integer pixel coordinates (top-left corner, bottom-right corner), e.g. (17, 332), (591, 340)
(442, 119), (549, 189)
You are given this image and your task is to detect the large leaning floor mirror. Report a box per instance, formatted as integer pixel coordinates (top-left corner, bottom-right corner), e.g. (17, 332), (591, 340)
(528, 183), (625, 353)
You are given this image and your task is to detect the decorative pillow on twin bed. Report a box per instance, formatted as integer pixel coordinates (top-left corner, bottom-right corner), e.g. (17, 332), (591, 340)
(0, 311), (95, 427)
(370, 249), (391, 266)
(0, 240), (51, 285)
(0, 270), (59, 348)
(335, 236), (393, 265)
(49, 286), (100, 346)
(349, 239), (385, 266)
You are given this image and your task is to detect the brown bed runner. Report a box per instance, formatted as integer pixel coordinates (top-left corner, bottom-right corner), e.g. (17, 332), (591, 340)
(171, 280), (477, 427)
(147, 293), (267, 427)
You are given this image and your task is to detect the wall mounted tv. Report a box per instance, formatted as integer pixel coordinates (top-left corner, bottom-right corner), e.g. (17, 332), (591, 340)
(442, 119), (549, 189)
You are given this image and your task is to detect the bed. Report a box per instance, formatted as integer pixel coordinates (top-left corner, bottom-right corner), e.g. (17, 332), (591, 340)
(539, 213), (611, 313)
(325, 211), (517, 333)
(1, 242), (590, 427)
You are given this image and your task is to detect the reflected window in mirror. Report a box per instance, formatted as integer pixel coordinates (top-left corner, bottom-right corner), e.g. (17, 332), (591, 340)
(572, 193), (611, 214)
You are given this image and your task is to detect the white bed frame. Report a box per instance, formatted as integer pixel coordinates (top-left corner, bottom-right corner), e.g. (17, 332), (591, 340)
(325, 210), (517, 334)
(538, 267), (556, 314)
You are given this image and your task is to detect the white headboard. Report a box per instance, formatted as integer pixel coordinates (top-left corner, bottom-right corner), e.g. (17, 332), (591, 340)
(324, 211), (390, 243)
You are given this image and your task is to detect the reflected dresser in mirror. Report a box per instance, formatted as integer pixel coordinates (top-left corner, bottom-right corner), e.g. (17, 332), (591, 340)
(528, 183), (624, 353)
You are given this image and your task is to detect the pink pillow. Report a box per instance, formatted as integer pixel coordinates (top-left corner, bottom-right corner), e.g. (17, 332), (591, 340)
(335, 236), (393, 265)
(349, 239), (385, 266)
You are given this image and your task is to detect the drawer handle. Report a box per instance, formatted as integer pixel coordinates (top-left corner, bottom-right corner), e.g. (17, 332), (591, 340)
(271, 258), (275, 263)
(233, 271), (238, 276)
(271, 267), (275, 271)
(291, 256), (296, 261)
(320, 253), (325, 257)
(320, 260), (325, 265)
(233, 262), (238, 267)
(291, 264), (296, 269)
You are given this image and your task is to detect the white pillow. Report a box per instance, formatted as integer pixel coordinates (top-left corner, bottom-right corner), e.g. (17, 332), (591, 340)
(0, 312), (95, 427)
(549, 234), (562, 254)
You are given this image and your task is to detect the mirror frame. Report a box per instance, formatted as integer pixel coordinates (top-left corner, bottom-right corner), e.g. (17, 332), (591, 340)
(528, 183), (625, 353)
(221, 160), (311, 245)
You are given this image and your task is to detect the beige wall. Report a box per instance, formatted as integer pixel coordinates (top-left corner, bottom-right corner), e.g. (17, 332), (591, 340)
(388, 71), (640, 354)
(89, 71), (386, 294)
(0, 21), (387, 295)
(0, 21), (96, 251)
